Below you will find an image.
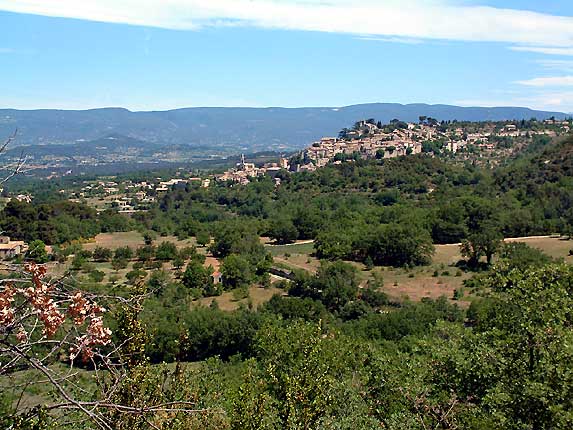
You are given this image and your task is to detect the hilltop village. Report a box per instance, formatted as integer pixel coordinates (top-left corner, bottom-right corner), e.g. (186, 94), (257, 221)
(292, 117), (571, 171)
(212, 117), (571, 182)
(2, 117), (571, 216)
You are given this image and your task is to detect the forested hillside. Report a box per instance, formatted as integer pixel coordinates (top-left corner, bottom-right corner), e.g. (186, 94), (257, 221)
(1, 134), (573, 429)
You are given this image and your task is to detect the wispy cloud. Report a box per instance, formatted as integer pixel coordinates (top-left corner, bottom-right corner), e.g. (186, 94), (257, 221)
(356, 36), (424, 45)
(0, 0), (572, 50)
(0, 48), (14, 54)
(511, 46), (573, 56)
(537, 60), (573, 73)
(515, 76), (573, 87)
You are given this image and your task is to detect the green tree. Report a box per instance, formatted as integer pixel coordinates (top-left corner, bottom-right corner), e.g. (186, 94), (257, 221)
(268, 217), (298, 244)
(370, 223), (434, 267)
(460, 198), (503, 266)
(314, 261), (359, 311)
(460, 225), (502, 266)
(172, 255), (185, 271)
(70, 253), (87, 271)
(460, 265), (573, 428)
(25, 239), (49, 263)
(289, 261), (359, 312)
(92, 246), (112, 262)
(155, 241), (177, 261)
(111, 257), (128, 271)
(314, 229), (353, 260)
(195, 228), (210, 247)
(221, 254), (253, 290)
(182, 260), (219, 296)
(89, 269), (105, 283)
(114, 246), (133, 261)
(126, 269), (147, 285)
(136, 245), (156, 262)
(143, 231), (156, 245)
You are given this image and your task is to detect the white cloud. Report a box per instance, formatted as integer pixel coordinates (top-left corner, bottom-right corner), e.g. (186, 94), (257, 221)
(511, 46), (573, 56)
(515, 76), (573, 87)
(355, 36), (424, 45)
(537, 60), (573, 73)
(0, 0), (573, 49)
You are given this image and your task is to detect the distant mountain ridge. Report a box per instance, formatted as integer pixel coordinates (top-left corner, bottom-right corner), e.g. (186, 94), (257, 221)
(0, 103), (568, 151)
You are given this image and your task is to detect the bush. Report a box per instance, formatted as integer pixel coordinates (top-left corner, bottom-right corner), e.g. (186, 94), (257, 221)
(231, 287), (250, 301)
(89, 269), (105, 283)
(137, 245), (156, 261)
(71, 254), (87, 271)
(364, 256), (374, 270)
(498, 242), (553, 270)
(147, 260), (163, 270)
(156, 241), (178, 261)
(262, 295), (327, 321)
(111, 257), (128, 271)
(92, 246), (112, 262)
(114, 246), (133, 260)
(339, 301), (372, 321)
(361, 285), (388, 309)
(77, 249), (93, 259)
(26, 240), (49, 263)
(126, 269), (147, 284)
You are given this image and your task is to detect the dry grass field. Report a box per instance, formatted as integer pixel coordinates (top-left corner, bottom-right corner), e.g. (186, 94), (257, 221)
(505, 236), (573, 262)
(194, 285), (284, 311)
(82, 231), (197, 251)
(45, 232), (572, 309)
(45, 232), (203, 287)
(432, 236), (572, 265)
(267, 236), (573, 305)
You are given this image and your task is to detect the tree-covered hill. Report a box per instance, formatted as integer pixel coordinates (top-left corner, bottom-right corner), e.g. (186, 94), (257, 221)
(495, 134), (573, 189)
(2, 131), (573, 429)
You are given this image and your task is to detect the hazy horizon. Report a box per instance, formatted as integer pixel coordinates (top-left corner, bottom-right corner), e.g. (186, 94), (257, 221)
(0, 102), (571, 114)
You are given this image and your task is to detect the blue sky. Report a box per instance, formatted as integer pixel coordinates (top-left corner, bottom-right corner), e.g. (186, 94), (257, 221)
(0, 1), (572, 112)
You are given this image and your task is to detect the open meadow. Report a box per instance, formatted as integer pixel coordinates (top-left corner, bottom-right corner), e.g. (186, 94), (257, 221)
(266, 235), (573, 305)
(43, 232), (573, 312)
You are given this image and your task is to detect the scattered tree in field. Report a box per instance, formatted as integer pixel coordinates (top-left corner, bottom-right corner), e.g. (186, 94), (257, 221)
(92, 246), (112, 262)
(156, 241), (177, 261)
(195, 228), (210, 247)
(182, 260), (219, 296)
(221, 254), (253, 290)
(111, 257), (128, 271)
(114, 246), (133, 261)
(25, 239), (49, 263)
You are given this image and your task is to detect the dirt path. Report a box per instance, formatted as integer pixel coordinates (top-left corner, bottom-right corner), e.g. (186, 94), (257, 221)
(266, 239), (315, 247)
